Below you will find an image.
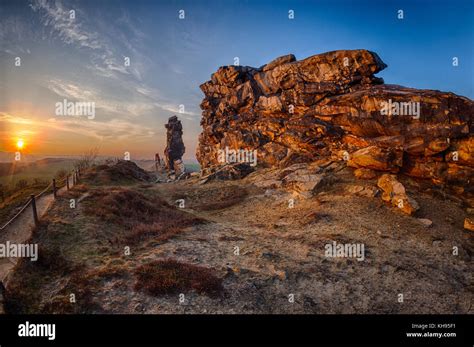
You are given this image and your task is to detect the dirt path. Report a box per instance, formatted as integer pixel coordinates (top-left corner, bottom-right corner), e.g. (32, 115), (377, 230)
(0, 177), (72, 283)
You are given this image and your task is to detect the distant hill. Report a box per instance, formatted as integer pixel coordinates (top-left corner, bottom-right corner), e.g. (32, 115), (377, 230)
(0, 158), (74, 177)
(0, 156), (201, 185)
(134, 159), (200, 173)
(0, 158), (76, 189)
(34, 158), (71, 165)
(0, 162), (30, 177)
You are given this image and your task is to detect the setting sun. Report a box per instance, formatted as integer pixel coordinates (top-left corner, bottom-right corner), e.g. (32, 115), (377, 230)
(16, 139), (24, 150)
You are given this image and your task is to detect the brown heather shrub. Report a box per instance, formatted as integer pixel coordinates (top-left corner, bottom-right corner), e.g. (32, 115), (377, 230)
(134, 259), (223, 297)
(84, 188), (158, 224)
(4, 248), (75, 314)
(40, 270), (100, 314)
(41, 264), (128, 314)
(35, 245), (73, 273)
(71, 184), (88, 193)
(126, 218), (201, 245)
(84, 188), (205, 244)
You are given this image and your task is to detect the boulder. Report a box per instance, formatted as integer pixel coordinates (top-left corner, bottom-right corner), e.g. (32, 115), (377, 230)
(377, 174), (419, 215)
(377, 174), (407, 199)
(283, 172), (326, 197)
(464, 217), (474, 232)
(391, 195), (420, 215)
(417, 218), (433, 228)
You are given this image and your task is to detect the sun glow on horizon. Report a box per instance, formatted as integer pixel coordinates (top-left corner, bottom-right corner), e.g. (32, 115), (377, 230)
(16, 139), (24, 150)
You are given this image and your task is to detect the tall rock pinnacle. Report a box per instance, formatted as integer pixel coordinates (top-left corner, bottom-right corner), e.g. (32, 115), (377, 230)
(164, 115), (186, 174)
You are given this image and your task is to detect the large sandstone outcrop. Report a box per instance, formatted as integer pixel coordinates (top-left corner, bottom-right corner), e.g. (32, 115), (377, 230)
(197, 50), (473, 200)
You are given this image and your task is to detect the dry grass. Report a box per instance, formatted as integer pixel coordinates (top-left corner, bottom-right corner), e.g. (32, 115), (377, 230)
(40, 269), (100, 314)
(4, 228), (78, 314)
(71, 183), (88, 193)
(134, 259), (223, 297)
(171, 184), (248, 211)
(6, 260), (129, 314)
(81, 160), (151, 186)
(84, 188), (206, 245)
(39, 263), (130, 314)
(218, 235), (245, 241)
(126, 222), (188, 244)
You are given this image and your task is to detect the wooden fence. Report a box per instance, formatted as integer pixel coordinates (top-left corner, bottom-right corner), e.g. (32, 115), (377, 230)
(0, 168), (82, 231)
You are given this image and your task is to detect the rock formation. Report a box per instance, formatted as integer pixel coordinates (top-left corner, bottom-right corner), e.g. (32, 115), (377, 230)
(164, 115), (186, 174)
(377, 174), (419, 215)
(465, 216), (474, 231)
(197, 49), (473, 203)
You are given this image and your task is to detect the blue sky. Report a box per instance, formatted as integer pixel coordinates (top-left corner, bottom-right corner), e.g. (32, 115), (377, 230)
(0, 0), (472, 159)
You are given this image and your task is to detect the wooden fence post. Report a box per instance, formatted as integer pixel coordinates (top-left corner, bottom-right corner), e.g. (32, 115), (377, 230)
(30, 194), (39, 227)
(52, 179), (57, 199)
(66, 175), (70, 190)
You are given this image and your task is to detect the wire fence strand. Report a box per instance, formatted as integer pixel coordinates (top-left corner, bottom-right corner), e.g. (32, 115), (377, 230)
(0, 198), (32, 231)
(0, 169), (78, 231)
(35, 181), (53, 199)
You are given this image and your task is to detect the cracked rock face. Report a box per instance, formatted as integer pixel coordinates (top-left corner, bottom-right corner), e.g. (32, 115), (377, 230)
(197, 49), (473, 200)
(164, 115), (186, 172)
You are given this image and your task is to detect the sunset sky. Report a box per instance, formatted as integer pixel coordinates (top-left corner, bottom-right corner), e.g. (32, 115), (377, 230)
(0, 0), (472, 161)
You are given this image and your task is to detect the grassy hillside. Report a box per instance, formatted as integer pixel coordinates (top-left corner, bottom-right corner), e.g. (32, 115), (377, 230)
(0, 159), (75, 188)
(0, 158), (75, 226)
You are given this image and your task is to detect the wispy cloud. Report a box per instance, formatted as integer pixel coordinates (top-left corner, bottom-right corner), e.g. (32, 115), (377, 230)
(45, 78), (172, 118)
(30, 0), (102, 49)
(0, 113), (35, 125)
(30, 1), (200, 120)
(0, 112), (155, 141)
(30, 0), (128, 78)
(46, 117), (156, 141)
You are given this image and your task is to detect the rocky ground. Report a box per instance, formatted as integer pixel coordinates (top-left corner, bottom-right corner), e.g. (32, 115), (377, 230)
(3, 160), (473, 314)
